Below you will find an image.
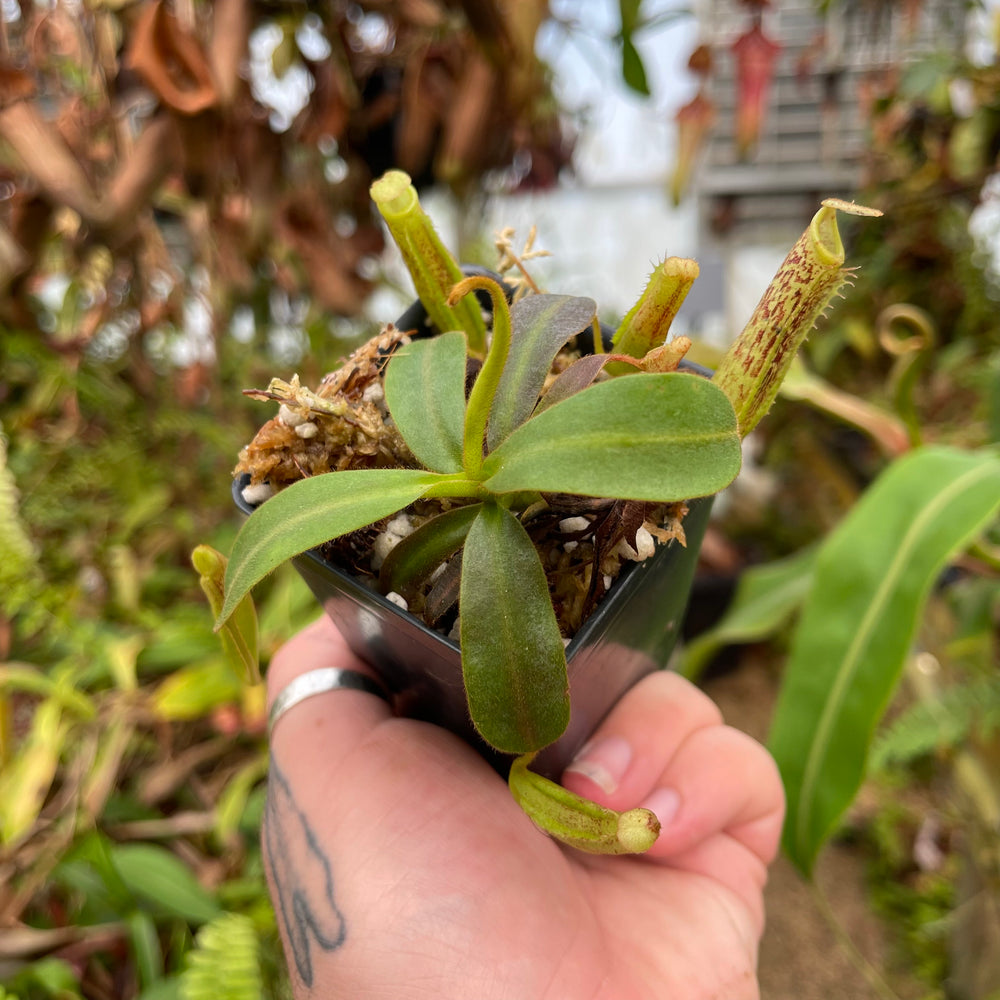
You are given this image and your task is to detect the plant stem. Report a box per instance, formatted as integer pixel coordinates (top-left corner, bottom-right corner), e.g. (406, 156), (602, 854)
(591, 318), (604, 355)
(448, 276), (512, 478)
(808, 880), (903, 1000)
(421, 476), (489, 500)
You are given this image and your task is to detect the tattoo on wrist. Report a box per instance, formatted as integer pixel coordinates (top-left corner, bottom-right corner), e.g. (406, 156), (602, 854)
(264, 755), (347, 986)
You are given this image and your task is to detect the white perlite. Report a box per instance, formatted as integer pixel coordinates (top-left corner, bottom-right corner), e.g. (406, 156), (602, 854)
(278, 403), (307, 427)
(371, 513), (415, 570)
(362, 382), (385, 405)
(241, 482), (275, 505)
(615, 526), (655, 562)
(385, 591), (408, 610)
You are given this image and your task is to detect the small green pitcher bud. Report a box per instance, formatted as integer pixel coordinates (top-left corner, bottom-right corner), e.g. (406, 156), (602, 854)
(610, 256), (700, 375)
(508, 753), (660, 854)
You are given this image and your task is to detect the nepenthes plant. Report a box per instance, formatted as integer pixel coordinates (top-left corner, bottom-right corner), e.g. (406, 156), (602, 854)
(211, 170), (879, 853)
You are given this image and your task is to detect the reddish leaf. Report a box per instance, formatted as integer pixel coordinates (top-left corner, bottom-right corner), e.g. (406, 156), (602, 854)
(731, 22), (781, 159)
(670, 90), (715, 205)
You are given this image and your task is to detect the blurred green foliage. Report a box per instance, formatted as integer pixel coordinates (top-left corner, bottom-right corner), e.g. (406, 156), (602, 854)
(2, 4), (1000, 997)
(0, 313), (324, 997)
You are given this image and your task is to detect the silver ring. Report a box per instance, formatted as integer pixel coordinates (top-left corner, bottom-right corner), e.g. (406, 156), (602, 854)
(268, 668), (390, 736)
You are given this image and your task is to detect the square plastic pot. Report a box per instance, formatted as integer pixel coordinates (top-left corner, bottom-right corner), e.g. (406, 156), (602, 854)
(235, 478), (710, 777)
(233, 272), (715, 776)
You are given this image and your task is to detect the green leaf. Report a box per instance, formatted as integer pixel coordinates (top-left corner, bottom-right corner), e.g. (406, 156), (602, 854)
(219, 469), (442, 625)
(769, 446), (1000, 877)
(138, 978), (184, 1000)
(378, 502), (482, 597)
(179, 913), (261, 1000)
(0, 698), (67, 844)
(111, 843), (221, 924)
(679, 546), (818, 681)
(384, 330), (467, 473)
(870, 674), (1000, 772)
(214, 754), (268, 846)
(0, 663), (95, 719)
(487, 294), (597, 451)
(152, 660), (242, 721)
(128, 910), (164, 990)
(460, 504), (569, 753)
(621, 36), (650, 96)
(482, 372), (740, 501)
(618, 0), (642, 33)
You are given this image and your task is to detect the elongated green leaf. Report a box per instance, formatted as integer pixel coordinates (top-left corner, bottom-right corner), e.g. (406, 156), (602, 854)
(378, 502), (482, 597)
(482, 372), (740, 500)
(111, 843), (221, 924)
(460, 504), (569, 753)
(384, 330), (467, 473)
(128, 910), (164, 990)
(220, 470), (441, 626)
(679, 546), (817, 681)
(0, 698), (67, 844)
(769, 446), (1000, 876)
(621, 35), (650, 95)
(214, 754), (269, 846)
(0, 663), (95, 718)
(487, 294), (597, 451)
(152, 659), (242, 720)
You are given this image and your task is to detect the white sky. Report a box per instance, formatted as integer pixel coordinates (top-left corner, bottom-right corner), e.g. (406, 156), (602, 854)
(538, 1), (699, 186)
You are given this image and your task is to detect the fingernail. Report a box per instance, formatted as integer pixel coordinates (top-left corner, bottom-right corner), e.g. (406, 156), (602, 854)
(564, 736), (632, 794)
(641, 788), (681, 828)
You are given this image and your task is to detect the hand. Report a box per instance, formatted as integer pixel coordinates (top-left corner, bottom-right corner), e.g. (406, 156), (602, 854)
(263, 616), (785, 1000)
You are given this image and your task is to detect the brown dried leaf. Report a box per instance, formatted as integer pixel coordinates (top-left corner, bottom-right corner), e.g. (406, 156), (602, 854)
(0, 222), (29, 292)
(126, 0), (218, 115)
(208, 0), (248, 107)
(275, 195), (373, 314)
(0, 102), (99, 219)
(106, 114), (174, 231)
(436, 49), (496, 185)
(0, 64), (36, 106)
(395, 45), (445, 177)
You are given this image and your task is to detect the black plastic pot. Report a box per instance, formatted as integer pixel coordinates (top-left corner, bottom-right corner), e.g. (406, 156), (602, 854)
(234, 273), (714, 776)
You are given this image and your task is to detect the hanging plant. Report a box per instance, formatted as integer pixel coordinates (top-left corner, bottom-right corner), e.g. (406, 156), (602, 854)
(732, 19), (782, 159)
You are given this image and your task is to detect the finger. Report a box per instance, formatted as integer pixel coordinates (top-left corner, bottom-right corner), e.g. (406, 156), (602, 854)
(561, 670), (723, 808)
(642, 724), (785, 867)
(561, 670), (784, 866)
(266, 615), (393, 761)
